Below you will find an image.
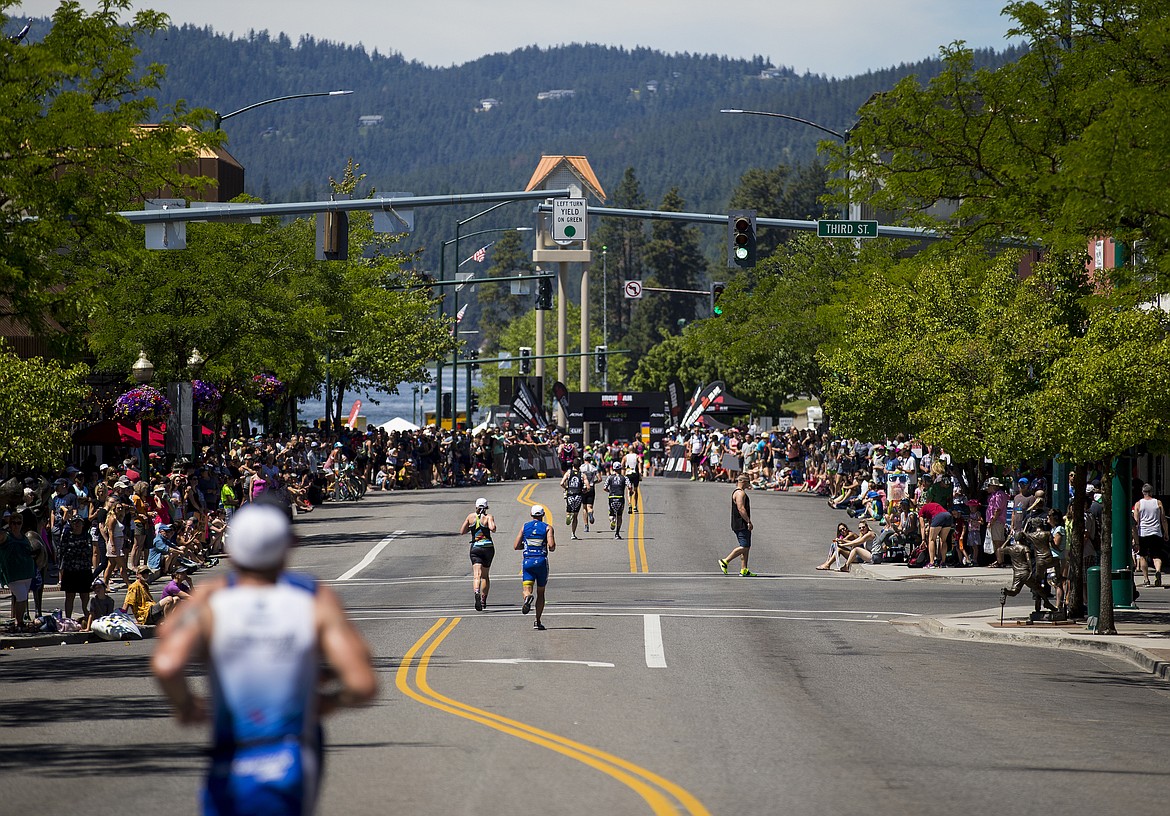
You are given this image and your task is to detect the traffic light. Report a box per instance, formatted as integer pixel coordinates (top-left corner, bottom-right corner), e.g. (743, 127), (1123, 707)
(469, 392), (480, 415)
(727, 209), (756, 268)
(519, 346), (532, 375)
(468, 349), (480, 370)
(711, 282), (726, 316)
(441, 392), (453, 418)
(595, 345), (607, 374)
(536, 274), (553, 310)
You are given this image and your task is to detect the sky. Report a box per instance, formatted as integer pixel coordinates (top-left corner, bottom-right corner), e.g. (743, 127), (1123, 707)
(14, 0), (1021, 77)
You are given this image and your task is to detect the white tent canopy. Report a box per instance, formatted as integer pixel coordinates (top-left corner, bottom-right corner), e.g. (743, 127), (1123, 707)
(379, 417), (420, 433)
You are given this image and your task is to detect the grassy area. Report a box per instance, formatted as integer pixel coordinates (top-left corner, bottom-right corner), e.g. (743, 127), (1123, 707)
(781, 398), (820, 414)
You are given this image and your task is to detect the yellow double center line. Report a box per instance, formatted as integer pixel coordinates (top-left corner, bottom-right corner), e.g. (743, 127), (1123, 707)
(515, 481), (539, 508)
(396, 618), (710, 816)
(628, 487), (649, 574)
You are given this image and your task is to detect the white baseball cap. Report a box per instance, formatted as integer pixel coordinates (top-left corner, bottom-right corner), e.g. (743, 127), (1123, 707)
(475, 497), (488, 509)
(530, 504), (545, 517)
(227, 503), (292, 570)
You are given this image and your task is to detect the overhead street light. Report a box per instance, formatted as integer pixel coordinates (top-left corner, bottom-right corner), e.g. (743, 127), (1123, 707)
(720, 109), (846, 140)
(214, 90), (354, 129)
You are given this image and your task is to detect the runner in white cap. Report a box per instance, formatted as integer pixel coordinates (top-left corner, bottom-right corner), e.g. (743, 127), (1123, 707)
(459, 497), (497, 611)
(152, 502), (377, 816)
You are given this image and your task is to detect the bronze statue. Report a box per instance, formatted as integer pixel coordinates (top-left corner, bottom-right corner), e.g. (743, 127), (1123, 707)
(1000, 539), (1056, 611)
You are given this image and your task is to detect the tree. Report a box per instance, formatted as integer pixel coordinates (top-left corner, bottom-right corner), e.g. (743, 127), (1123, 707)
(628, 332), (720, 394)
(827, 1), (1170, 261)
(688, 234), (888, 412)
(624, 188), (707, 360)
(728, 161), (830, 257)
(0, 341), (90, 471)
(589, 168), (647, 342)
(0, 0), (218, 325)
(475, 229), (532, 351)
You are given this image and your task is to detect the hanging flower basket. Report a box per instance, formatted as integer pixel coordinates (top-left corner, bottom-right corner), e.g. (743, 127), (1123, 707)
(113, 386), (172, 423)
(252, 373), (285, 403)
(192, 379), (222, 409)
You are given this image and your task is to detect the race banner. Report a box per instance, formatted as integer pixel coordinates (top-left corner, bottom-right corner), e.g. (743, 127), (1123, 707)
(552, 381), (571, 422)
(511, 380), (547, 429)
(346, 399), (362, 429)
(666, 378), (685, 422)
(681, 381), (724, 429)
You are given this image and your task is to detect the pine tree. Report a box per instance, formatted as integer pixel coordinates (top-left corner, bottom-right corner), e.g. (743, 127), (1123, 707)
(589, 167), (647, 345)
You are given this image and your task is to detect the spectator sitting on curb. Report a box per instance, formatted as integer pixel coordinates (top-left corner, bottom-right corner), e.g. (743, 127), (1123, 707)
(85, 577), (115, 631)
(838, 520), (886, 571)
(816, 522), (869, 571)
(158, 566), (192, 617)
(122, 565), (164, 626)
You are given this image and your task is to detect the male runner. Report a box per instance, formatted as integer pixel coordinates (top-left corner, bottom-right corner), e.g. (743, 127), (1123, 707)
(719, 474), (756, 576)
(560, 461), (585, 540)
(579, 454), (599, 532)
(513, 504), (556, 630)
(152, 502), (377, 816)
(459, 497), (497, 610)
(604, 463), (628, 539)
(622, 445), (642, 513)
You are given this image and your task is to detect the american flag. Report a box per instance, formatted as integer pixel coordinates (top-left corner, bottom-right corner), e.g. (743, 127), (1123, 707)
(450, 304), (467, 335)
(472, 246), (487, 263)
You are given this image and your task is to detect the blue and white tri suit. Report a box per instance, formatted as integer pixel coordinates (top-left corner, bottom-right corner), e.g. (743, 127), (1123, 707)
(203, 572), (321, 816)
(520, 519), (551, 587)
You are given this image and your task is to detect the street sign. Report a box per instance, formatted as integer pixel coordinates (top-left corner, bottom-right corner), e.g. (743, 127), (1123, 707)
(624, 280), (643, 299)
(817, 219), (879, 238)
(553, 198), (588, 244)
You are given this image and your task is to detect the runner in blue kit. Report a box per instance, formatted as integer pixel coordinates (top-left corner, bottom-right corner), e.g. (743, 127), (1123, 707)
(459, 497), (497, 611)
(152, 502), (377, 816)
(513, 504), (557, 630)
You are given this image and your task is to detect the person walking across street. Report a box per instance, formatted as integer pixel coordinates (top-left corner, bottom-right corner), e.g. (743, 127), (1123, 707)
(459, 497), (497, 610)
(622, 446), (642, 513)
(719, 475), (756, 577)
(604, 463), (628, 539)
(580, 453), (599, 532)
(514, 504), (556, 630)
(1133, 483), (1167, 587)
(151, 502), (378, 816)
(560, 461), (585, 540)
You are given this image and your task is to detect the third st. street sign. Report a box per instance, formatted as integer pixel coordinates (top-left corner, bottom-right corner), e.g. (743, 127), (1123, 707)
(817, 219), (879, 238)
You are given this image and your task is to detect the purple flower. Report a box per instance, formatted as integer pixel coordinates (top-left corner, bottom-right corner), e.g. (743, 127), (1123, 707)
(252, 373), (285, 401)
(113, 386), (173, 422)
(192, 379), (222, 408)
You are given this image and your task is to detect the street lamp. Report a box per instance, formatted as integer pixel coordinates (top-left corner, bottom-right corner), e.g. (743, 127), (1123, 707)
(720, 108), (850, 218)
(131, 350), (155, 473)
(435, 213), (533, 426)
(214, 90), (354, 129)
(188, 348), (205, 456)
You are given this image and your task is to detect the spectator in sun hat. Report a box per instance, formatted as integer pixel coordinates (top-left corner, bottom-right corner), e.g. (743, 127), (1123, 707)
(57, 507), (93, 620)
(85, 576), (114, 631)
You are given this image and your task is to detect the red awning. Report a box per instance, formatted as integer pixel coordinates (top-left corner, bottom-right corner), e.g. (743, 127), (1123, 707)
(73, 420), (164, 447)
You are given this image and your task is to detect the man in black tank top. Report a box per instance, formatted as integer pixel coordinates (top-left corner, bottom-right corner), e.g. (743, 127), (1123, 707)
(719, 474), (756, 576)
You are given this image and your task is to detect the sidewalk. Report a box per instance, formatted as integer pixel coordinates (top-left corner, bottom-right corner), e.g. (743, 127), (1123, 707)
(851, 563), (1170, 681)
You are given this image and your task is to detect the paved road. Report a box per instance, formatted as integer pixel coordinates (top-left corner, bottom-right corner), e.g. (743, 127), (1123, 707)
(2, 478), (1168, 815)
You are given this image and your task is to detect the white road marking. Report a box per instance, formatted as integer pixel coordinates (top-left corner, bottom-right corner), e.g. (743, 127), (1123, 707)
(337, 530), (407, 581)
(462, 658), (614, 668)
(644, 614), (667, 668)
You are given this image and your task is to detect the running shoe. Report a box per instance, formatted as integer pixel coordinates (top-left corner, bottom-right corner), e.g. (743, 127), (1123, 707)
(533, 620), (546, 630)
(566, 513), (573, 526)
(474, 592), (482, 612)
(610, 517), (616, 530)
(614, 532), (622, 539)
(718, 558), (729, 575)
(522, 594), (534, 615)
(588, 512), (595, 524)
(584, 523), (589, 532)
(629, 505), (634, 514)
(571, 534), (580, 540)
(740, 569), (756, 577)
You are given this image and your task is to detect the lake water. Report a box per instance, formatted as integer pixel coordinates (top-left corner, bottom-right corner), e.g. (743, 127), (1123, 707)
(296, 369), (481, 429)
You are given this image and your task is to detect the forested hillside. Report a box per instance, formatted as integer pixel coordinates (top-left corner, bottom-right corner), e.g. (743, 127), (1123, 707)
(123, 23), (1021, 265)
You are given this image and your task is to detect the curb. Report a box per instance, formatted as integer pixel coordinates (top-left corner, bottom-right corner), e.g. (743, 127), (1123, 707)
(1, 625), (158, 651)
(897, 616), (1170, 681)
(850, 567), (1013, 586)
